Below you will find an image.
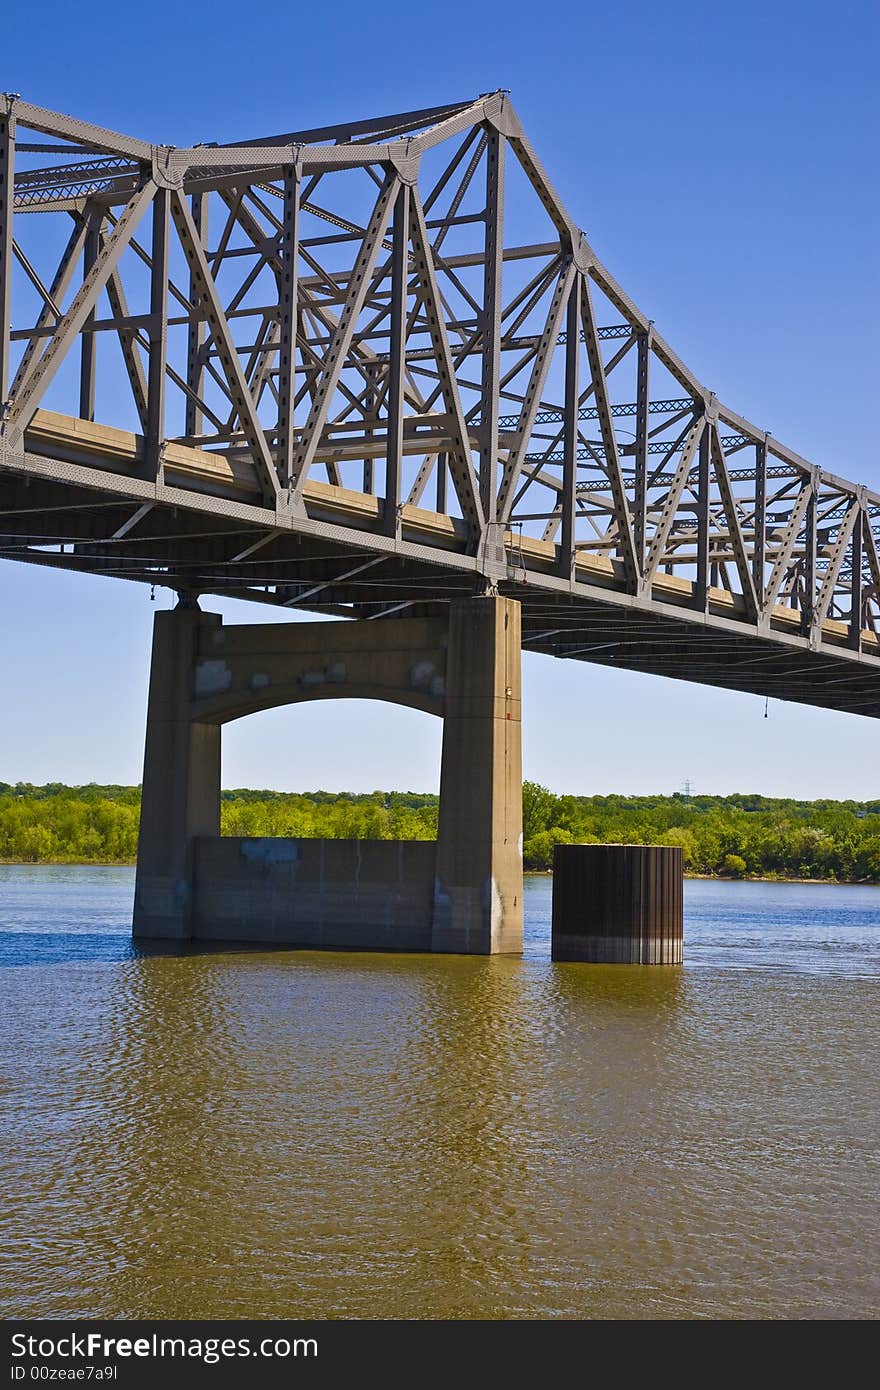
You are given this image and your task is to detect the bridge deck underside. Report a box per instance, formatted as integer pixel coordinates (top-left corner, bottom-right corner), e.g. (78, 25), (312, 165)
(2, 437), (877, 720)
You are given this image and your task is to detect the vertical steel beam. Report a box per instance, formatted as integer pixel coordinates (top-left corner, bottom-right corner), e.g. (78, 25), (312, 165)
(633, 329), (650, 574)
(435, 454), (448, 512)
(480, 128), (504, 524)
(362, 364), (376, 494)
(78, 212), (100, 421)
(753, 436), (767, 601)
(802, 468), (818, 632)
(695, 421), (711, 611)
(849, 505), (863, 650)
(558, 274), (580, 580)
(0, 107), (15, 409)
(146, 188), (169, 478)
(384, 182), (409, 538)
(184, 191), (208, 438)
(277, 166), (299, 487)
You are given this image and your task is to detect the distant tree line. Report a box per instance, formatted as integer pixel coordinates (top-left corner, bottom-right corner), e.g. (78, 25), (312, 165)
(1, 781), (880, 882)
(520, 783), (880, 881)
(0, 784), (436, 865)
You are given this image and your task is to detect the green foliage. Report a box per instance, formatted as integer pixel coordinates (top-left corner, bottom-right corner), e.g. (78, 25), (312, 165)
(657, 826), (699, 867)
(1, 779), (879, 882)
(0, 783), (436, 864)
(522, 782), (559, 841)
(0, 790), (139, 862)
(515, 781), (880, 882)
(522, 825), (576, 871)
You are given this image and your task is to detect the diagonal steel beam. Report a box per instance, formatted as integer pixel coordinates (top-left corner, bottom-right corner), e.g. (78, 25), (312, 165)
(496, 257), (575, 523)
(432, 132), (486, 256)
(238, 100), (474, 151)
(861, 507), (880, 642)
(110, 502), (153, 540)
(10, 98), (152, 160)
(283, 556), (385, 606)
(5, 179), (156, 441)
(422, 125), (481, 216)
(287, 173), (399, 501)
(9, 214), (90, 402)
(103, 257), (148, 431)
(580, 271), (639, 589)
(848, 507), (863, 649)
(505, 120), (576, 242)
(862, 505), (880, 597)
(763, 484), (812, 616)
(184, 191), (209, 437)
(408, 187), (484, 537)
(413, 97), (497, 153)
(812, 496), (860, 631)
(711, 423), (760, 619)
(170, 188), (280, 504)
(245, 316), (282, 416)
(12, 239), (63, 317)
(513, 333), (638, 510)
(405, 452), (439, 508)
(643, 416), (705, 583)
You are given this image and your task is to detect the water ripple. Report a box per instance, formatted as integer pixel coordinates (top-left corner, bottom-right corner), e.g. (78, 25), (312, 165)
(0, 867), (878, 1318)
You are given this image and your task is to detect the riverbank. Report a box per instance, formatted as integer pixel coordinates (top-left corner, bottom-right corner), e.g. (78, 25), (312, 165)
(2, 857), (879, 888)
(3, 782), (880, 883)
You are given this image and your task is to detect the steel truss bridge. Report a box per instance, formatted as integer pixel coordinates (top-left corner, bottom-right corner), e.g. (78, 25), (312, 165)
(1, 91), (878, 717)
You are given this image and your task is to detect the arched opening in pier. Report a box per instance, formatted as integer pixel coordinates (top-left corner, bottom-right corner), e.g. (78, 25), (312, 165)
(219, 699), (444, 831)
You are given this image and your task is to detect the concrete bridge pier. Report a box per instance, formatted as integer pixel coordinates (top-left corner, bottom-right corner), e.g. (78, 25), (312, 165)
(133, 604), (222, 938)
(433, 596), (523, 954)
(132, 595), (523, 954)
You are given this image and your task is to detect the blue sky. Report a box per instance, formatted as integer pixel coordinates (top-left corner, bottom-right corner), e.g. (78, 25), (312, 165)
(2, 0), (878, 797)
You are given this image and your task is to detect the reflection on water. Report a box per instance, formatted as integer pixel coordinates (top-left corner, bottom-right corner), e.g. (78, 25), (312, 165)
(1, 867), (878, 1318)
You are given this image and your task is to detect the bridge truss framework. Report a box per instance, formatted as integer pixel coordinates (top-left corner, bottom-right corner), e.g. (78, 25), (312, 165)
(0, 90), (878, 717)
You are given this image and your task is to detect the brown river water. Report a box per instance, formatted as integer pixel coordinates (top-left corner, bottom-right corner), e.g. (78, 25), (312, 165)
(1, 869), (878, 1319)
